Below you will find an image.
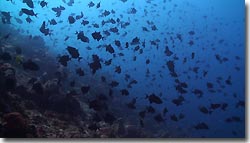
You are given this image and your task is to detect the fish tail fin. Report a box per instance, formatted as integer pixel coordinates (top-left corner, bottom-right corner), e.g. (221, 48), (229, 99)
(35, 13), (38, 17)
(78, 57), (82, 62)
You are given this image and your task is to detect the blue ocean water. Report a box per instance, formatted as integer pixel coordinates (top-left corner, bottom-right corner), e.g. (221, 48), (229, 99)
(0, 0), (245, 138)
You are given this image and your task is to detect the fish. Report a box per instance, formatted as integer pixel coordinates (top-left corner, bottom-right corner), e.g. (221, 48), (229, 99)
(146, 94), (163, 104)
(139, 110), (146, 119)
(76, 12), (83, 20)
(207, 82), (213, 88)
(52, 6), (65, 17)
(49, 19), (57, 25)
(1, 12), (11, 24)
(154, 114), (165, 123)
(88, 99), (107, 111)
(22, 59), (40, 71)
(21, 8), (37, 17)
(162, 107), (168, 116)
(146, 106), (155, 113)
(172, 96), (184, 106)
(77, 31), (89, 43)
(81, 85), (90, 95)
(89, 54), (102, 74)
(131, 37), (140, 45)
(120, 89), (129, 96)
(67, 0), (74, 6)
(115, 66), (121, 74)
(76, 68), (84, 76)
(14, 17), (23, 24)
(91, 31), (102, 41)
(106, 44), (115, 54)
(88, 1), (95, 7)
(165, 46), (173, 56)
(68, 15), (75, 24)
(58, 55), (70, 67)
(102, 10), (110, 17)
(199, 106), (211, 114)
(126, 98), (137, 109)
(96, 2), (100, 8)
(114, 40), (121, 47)
(109, 81), (119, 87)
(194, 122), (209, 130)
(40, 0), (48, 8)
(170, 114), (178, 121)
(166, 60), (177, 77)
(104, 59), (112, 66)
(40, 21), (50, 36)
(25, 16), (32, 23)
(23, 0), (34, 8)
(66, 46), (81, 61)
(235, 100), (245, 108)
(210, 103), (221, 110)
(192, 89), (203, 98)
(81, 20), (89, 26)
(110, 27), (119, 33)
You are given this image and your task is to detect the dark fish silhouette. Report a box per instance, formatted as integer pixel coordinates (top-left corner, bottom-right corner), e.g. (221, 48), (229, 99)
(67, 0), (74, 6)
(131, 37), (140, 45)
(91, 31), (102, 41)
(76, 12), (83, 20)
(114, 40), (121, 47)
(67, 46), (81, 61)
(52, 6), (65, 17)
(81, 85), (90, 95)
(154, 114), (165, 123)
(146, 106), (155, 113)
(165, 46), (173, 56)
(96, 2), (100, 8)
(1, 12), (11, 24)
(14, 17), (23, 24)
(146, 94), (163, 104)
(40, 0), (48, 8)
(40, 21), (50, 36)
(199, 106), (211, 114)
(172, 96), (184, 106)
(89, 54), (102, 74)
(58, 55), (70, 67)
(76, 68), (84, 76)
(126, 98), (137, 109)
(235, 100), (245, 108)
(22, 59), (40, 71)
(194, 122), (209, 130)
(26, 16), (32, 23)
(166, 60), (177, 77)
(225, 116), (242, 123)
(23, 0), (34, 8)
(88, 1), (95, 7)
(192, 89), (203, 98)
(102, 10), (110, 17)
(21, 8), (37, 17)
(104, 59), (112, 66)
(106, 44), (115, 54)
(139, 110), (146, 118)
(115, 66), (121, 73)
(88, 99), (107, 111)
(210, 103), (221, 110)
(81, 20), (89, 26)
(49, 19), (57, 25)
(68, 15), (75, 24)
(120, 89), (129, 96)
(109, 81), (119, 87)
(77, 31), (89, 43)
(170, 114), (178, 121)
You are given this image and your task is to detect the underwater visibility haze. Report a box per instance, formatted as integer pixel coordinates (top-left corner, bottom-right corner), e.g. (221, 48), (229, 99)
(0, 0), (245, 138)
